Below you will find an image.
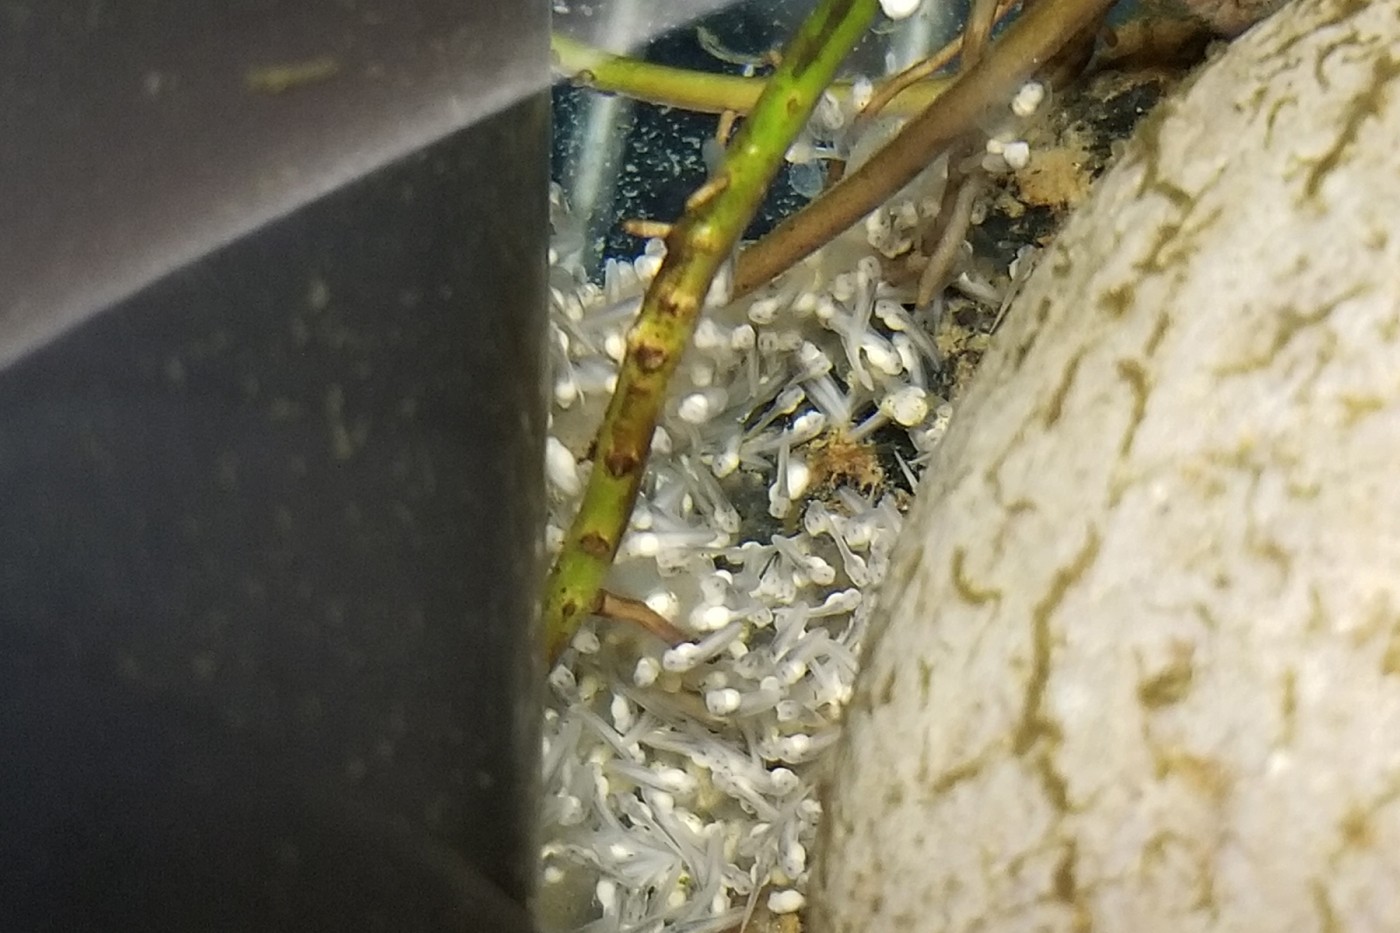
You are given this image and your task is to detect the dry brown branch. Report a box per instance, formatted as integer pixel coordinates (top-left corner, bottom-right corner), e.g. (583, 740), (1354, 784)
(857, 0), (1019, 125)
(732, 0), (1117, 300)
(594, 590), (687, 646)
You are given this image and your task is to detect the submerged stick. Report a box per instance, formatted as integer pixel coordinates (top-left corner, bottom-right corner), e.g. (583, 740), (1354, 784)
(914, 0), (1000, 306)
(732, 0), (1117, 298)
(541, 0), (880, 662)
(857, 0), (1018, 125)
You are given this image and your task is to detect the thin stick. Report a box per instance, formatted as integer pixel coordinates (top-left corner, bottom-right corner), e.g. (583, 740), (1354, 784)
(913, 0), (1000, 306)
(541, 0), (881, 663)
(731, 0), (1117, 300)
(858, 0), (1019, 125)
(916, 173), (982, 306)
(962, 0), (1004, 68)
(550, 30), (946, 119)
(595, 590), (687, 646)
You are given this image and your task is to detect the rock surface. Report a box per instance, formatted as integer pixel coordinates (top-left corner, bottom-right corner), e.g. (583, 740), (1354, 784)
(811, 1), (1400, 930)
(1179, 0), (1291, 35)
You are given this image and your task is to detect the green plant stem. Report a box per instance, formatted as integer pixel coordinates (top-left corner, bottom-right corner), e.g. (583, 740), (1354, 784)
(550, 29), (944, 120)
(541, 0), (880, 663)
(732, 0), (1117, 298)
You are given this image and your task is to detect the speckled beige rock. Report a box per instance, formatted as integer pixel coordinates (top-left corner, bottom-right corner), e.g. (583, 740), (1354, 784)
(812, 1), (1400, 930)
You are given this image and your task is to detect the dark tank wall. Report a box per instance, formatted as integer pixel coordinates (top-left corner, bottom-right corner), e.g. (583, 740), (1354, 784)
(0, 3), (549, 931)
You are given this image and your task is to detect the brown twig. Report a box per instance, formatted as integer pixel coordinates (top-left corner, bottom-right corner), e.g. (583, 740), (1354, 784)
(594, 589), (688, 646)
(857, 0), (1020, 125)
(916, 173), (983, 306)
(732, 0), (1117, 300)
(913, 0), (1000, 306)
(962, 0), (1004, 67)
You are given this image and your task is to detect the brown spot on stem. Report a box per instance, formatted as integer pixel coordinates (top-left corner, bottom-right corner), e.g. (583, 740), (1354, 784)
(579, 532), (612, 559)
(657, 290), (698, 319)
(603, 450), (638, 477)
(633, 342), (668, 373)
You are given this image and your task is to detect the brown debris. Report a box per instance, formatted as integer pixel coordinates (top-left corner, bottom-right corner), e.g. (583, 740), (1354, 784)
(807, 432), (885, 497)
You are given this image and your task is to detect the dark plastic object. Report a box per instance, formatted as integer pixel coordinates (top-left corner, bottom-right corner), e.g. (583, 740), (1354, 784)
(0, 2), (547, 931)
